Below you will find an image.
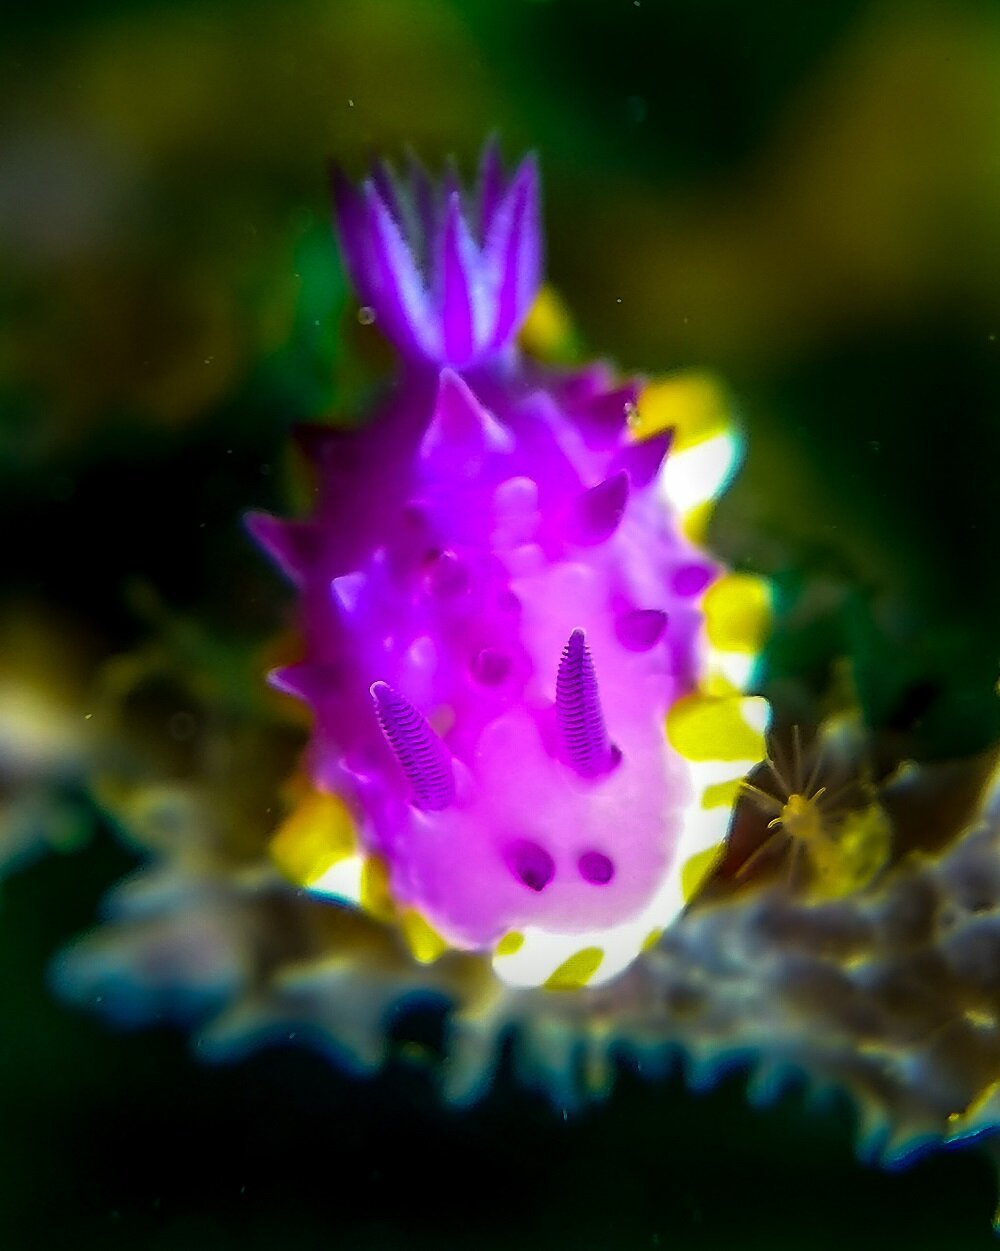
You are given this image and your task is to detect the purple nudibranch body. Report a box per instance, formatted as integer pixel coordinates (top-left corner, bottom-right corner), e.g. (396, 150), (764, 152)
(250, 143), (769, 988)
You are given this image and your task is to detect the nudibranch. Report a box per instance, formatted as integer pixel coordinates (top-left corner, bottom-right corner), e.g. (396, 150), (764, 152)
(249, 142), (771, 990)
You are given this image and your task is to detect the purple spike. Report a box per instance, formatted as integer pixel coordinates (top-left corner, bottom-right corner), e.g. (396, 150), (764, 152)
(486, 154), (542, 350)
(440, 192), (476, 363)
(446, 370), (511, 450)
(363, 182), (436, 359)
(552, 362), (617, 407)
(567, 470), (630, 545)
(267, 662), (337, 702)
(477, 136), (505, 241)
(420, 368), (512, 463)
(616, 608), (668, 652)
(245, 513), (321, 584)
(612, 429), (674, 489)
(555, 629), (614, 777)
(268, 664), (312, 700)
(371, 681), (455, 810)
(331, 571), (367, 614)
(292, 421), (341, 466)
(573, 384), (641, 449)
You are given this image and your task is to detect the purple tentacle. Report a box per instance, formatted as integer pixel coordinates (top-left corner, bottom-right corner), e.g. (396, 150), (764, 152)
(489, 154), (541, 351)
(477, 136), (505, 242)
(364, 182), (436, 359)
(439, 191), (476, 364)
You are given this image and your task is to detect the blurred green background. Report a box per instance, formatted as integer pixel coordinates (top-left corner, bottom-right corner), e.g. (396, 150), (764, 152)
(3, 0), (1000, 1246)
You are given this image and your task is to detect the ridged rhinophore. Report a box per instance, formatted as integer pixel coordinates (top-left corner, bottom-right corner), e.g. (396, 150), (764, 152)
(555, 629), (615, 778)
(370, 682), (455, 812)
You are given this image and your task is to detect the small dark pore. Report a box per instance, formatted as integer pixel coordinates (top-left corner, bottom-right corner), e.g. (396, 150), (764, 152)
(579, 850), (615, 885)
(505, 839), (555, 892)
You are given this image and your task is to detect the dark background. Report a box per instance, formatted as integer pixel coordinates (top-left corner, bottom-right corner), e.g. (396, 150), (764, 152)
(3, 0), (1000, 1245)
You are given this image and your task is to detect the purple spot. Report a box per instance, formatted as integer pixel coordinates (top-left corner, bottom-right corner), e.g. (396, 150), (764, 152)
(578, 851), (615, 884)
(616, 608), (668, 651)
(505, 839), (555, 892)
(472, 647), (510, 685)
(424, 550), (469, 597)
(672, 562), (714, 597)
(498, 590), (521, 614)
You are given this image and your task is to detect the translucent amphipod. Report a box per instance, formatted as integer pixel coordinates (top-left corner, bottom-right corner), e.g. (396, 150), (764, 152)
(251, 143), (771, 990)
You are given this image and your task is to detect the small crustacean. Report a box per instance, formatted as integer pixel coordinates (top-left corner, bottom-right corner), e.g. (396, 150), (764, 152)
(736, 720), (892, 898)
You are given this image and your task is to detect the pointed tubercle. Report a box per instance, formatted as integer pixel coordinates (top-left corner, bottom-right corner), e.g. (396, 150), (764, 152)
(331, 571), (367, 614)
(574, 384), (641, 448)
(245, 512), (320, 584)
(419, 368), (512, 463)
(613, 428), (674, 489)
(567, 471), (630, 545)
